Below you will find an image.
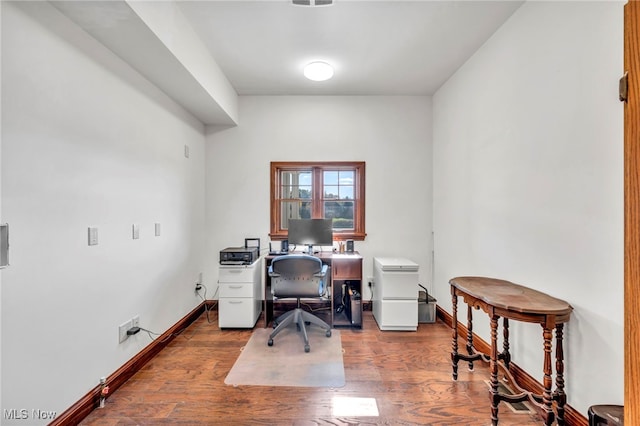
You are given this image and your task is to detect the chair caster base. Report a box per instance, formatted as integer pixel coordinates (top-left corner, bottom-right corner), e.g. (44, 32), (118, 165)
(326, 330), (332, 337)
(304, 345), (310, 353)
(268, 339), (274, 347)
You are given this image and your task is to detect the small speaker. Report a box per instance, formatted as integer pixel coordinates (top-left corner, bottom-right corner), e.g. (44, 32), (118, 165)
(346, 240), (354, 253)
(281, 240), (289, 253)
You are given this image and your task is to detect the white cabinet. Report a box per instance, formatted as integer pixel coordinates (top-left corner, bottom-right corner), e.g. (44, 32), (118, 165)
(372, 257), (419, 331)
(218, 259), (262, 328)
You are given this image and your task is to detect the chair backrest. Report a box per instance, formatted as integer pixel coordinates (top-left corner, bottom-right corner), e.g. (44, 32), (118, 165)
(269, 254), (327, 298)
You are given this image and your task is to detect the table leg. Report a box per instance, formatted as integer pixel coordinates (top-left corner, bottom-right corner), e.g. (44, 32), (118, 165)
(490, 314), (500, 426)
(554, 323), (567, 425)
(466, 305), (474, 371)
(451, 291), (459, 380)
(502, 318), (511, 370)
(541, 325), (555, 426)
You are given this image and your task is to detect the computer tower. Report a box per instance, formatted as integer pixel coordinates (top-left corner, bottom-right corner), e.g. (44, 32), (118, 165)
(345, 286), (362, 326)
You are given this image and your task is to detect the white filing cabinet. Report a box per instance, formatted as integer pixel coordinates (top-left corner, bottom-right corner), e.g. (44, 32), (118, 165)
(372, 257), (419, 331)
(218, 259), (262, 328)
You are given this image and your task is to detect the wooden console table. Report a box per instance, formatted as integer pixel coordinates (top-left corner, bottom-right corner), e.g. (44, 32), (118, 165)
(449, 276), (573, 426)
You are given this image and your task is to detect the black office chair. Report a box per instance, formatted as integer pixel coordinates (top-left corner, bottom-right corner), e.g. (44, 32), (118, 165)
(268, 254), (332, 352)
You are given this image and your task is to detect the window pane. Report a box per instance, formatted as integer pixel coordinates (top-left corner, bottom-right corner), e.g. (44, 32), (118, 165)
(280, 201), (295, 228)
(324, 201), (354, 229)
(298, 172), (312, 186)
(280, 171), (312, 201)
(298, 186), (312, 199)
(281, 185), (312, 199)
(280, 201), (312, 228)
(339, 186), (354, 199)
(299, 201), (312, 219)
(280, 171), (295, 184)
(281, 170), (311, 184)
(324, 186), (339, 199)
(280, 185), (292, 199)
(339, 170), (354, 185)
(324, 171), (339, 185)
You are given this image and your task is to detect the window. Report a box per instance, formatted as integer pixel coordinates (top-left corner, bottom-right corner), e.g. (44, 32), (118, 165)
(270, 161), (366, 241)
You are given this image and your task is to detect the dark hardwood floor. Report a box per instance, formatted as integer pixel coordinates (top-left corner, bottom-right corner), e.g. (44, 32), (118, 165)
(80, 309), (542, 425)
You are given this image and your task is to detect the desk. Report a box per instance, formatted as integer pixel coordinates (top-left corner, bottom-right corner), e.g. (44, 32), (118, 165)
(449, 276), (573, 426)
(263, 252), (363, 329)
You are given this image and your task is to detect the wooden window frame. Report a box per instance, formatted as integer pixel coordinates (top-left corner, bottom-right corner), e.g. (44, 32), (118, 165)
(270, 161), (366, 241)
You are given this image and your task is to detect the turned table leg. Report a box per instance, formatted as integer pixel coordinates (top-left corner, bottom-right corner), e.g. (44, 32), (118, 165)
(542, 325), (556, 426)
(555, 323), (567, 425)
(467, 305), (474, 370)
(490, 314), (500, 426)
(451, 291), (459, 380)
(502, 318), (511, 370)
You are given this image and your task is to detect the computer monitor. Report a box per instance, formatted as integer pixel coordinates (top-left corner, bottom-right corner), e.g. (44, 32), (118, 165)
(287, 219), (333, 254)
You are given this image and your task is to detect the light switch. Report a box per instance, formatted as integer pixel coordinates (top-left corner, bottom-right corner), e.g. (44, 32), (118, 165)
(0, 224), (8, 267)
(155, 223), (161, 237)
(88, 227), (98, 246)
(132, 224), (139, 240)
(184, 145), (190, 158)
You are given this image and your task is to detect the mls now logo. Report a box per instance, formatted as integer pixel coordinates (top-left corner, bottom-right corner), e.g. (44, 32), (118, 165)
(4, 408), (57, 420)
(3, 409), (28, 420)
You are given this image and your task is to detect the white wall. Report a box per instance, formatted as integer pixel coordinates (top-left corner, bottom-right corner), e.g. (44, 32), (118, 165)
(433, 0), (623, 415)
(205, 96), (433, 301)
(1, 2), (206, 422)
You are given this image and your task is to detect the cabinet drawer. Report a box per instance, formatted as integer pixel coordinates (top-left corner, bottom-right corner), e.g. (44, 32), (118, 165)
(218, 298), (259, 328)
(219, 266), (257, 282)
(332, 258), (362, 279)
(220, 282), (254, 298)
(377, 299), (418, 331)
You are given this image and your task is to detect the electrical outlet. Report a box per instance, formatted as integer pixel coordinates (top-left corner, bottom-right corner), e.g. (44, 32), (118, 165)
(119, 319), (132, 343)
(119, 316), (140, 343)
(195, 273), (203, 292)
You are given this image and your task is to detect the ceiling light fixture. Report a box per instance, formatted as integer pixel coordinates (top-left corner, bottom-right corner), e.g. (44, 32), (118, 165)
(292, 0), (334, 5)
(304, 61), (334, 82)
